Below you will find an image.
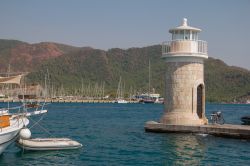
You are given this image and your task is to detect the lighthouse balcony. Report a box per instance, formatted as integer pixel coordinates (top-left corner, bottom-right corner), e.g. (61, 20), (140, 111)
(162, 40), (207, 56)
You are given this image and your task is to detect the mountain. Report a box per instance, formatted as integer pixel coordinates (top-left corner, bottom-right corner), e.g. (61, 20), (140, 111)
(0, 39), (78, 72)
(0, 39), (250, 102)
(26, 45), (165, 97)
(205, 58), (250, 102)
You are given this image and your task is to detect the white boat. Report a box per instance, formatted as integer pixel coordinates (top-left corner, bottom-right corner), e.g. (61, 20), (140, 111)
(16, 138), (82, 150)
(0, 74), (47, 155)
(0, 116), (29, 154)
(114, 76), (128, 104)
(0, 109), (48, 155)
(115, 99), (128, 104)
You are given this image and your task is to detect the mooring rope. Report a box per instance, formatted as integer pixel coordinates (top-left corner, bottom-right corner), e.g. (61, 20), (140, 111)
(28, 116), (54, 137)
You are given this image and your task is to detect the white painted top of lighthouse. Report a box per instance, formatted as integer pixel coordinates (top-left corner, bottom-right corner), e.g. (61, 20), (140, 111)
(162, 18), (208, 60)
(169, 18), (201, 33)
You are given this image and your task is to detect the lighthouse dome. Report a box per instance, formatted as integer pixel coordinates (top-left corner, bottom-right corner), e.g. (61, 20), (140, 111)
(169, 18), (201, 33)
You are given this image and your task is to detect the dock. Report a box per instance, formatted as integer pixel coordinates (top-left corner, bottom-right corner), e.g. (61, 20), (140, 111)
(145, 121), (250, 139)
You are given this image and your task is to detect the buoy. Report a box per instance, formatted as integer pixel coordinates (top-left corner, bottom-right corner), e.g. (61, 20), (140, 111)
(19, 128), (31, 140)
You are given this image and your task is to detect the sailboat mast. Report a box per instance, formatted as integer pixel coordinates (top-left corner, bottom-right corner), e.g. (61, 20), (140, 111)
(122, 81), (125, 99)
(102, 82), (105, 98)
(7, 64), (11, 109)
(81, 78), (83, 97)
(44, 74), (47, 98)
(148, 60), (151, 95)
(116, 76), (122, 99)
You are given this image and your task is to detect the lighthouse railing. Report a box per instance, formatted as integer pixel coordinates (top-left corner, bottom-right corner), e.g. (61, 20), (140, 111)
(162, 40), (207, 55)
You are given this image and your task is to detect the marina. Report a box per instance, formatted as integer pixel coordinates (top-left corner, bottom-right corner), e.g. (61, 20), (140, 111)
(0, 74), (82, 156)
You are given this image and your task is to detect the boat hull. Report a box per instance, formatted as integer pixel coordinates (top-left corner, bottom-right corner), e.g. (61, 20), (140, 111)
(0, 132), (20, 155)
(0, 117), (29, 155)
(143, 100), (155, 104)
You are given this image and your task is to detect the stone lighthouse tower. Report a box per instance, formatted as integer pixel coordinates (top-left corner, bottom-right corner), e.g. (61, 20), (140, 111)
(160, 18), (208, 125)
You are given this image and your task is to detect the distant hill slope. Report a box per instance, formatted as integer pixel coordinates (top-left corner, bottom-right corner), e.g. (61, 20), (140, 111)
(204, 58), (250, 102)
(0, 39), (78, 72)
(1, 39), (250, 102)
(26, 45), (250, 102)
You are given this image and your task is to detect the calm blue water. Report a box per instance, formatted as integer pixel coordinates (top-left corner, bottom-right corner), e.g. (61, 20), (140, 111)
(0, 103), (250, 166)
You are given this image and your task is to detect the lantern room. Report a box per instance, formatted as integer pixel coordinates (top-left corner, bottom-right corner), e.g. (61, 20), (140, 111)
(162, 18), (207, 57)
(169, 18), (201, 41)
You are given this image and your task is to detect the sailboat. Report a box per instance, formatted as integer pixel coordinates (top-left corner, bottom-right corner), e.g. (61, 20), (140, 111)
(0, 74), (47, 155)
(143, 60), (155, 104)
(114, 76), (128, 104)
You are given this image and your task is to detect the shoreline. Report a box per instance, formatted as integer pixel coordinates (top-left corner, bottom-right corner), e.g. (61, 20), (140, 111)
(0, 99), (139, 104)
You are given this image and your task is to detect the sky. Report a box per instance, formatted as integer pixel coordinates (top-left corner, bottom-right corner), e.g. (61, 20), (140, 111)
(0, 0), (250, 70)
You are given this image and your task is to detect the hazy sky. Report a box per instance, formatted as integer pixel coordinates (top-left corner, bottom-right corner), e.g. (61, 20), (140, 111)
(0, 0), (250, 69)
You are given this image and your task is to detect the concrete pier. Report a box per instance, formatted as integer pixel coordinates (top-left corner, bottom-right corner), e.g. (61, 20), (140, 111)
(145, 121), (250, 139)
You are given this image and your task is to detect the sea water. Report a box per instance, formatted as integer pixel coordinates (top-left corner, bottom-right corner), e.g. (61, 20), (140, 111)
(0, 103), (250, 165)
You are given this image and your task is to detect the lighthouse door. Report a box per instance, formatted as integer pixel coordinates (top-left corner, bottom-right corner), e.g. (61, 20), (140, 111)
(197, 84), (203, 119)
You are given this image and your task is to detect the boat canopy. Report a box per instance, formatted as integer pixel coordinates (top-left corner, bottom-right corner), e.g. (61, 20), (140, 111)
(0, 75), (22, 85)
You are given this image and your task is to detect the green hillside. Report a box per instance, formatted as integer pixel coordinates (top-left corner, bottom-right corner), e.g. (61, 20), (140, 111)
(205, 58), (250, 102)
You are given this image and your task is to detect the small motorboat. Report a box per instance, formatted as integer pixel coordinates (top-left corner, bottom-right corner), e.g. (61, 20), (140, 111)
(241, 116), (250, 125)
(143, 98), (155, 104)
(16, 138), (82, 151)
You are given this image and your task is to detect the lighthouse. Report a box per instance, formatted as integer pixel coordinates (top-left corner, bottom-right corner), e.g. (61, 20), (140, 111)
(160, 18), (208, 125)
(145, 19), (250, 139)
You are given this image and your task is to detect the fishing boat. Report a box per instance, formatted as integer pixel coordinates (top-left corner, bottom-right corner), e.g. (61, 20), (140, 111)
(241, 116), (250, 125)
(16, 138), (82, 151)
(0, 74), (47, 155)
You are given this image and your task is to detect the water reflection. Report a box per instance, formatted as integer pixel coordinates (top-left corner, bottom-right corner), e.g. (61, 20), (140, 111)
(161, 134), (207, 165)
